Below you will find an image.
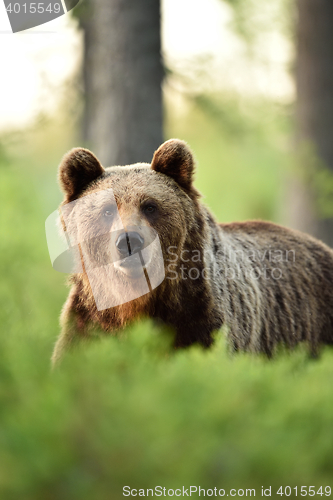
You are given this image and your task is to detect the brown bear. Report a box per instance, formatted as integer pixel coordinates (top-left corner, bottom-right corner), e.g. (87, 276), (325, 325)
(52, 138), (333, 365)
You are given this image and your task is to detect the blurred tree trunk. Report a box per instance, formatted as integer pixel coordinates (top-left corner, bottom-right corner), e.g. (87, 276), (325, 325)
(78, 0), (164, 166)
(291, 0), (333, 246)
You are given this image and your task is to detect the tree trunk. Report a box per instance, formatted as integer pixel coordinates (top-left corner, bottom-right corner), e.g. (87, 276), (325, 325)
(293, 0), (333, 246)
(78, 0), (164, 167)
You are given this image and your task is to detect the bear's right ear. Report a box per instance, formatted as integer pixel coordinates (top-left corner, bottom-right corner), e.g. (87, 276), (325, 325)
(58, 148), (105, 203)
(151, 139), (195, 194)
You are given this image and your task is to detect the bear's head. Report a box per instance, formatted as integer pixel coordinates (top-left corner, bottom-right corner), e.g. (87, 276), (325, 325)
(58, 139), (205, 310)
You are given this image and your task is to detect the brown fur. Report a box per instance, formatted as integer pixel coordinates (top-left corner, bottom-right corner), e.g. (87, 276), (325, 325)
(52, 139), (333, 365)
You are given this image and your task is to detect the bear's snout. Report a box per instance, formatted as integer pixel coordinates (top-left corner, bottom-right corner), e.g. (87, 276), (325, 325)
(116, 231), (144, 257)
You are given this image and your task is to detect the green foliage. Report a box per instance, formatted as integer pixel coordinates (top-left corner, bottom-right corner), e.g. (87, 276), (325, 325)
(221, 0), (295, 47)
(0, 105), (332, 498)
(292, 142), (333, 219)
(165, 93), (290, 223)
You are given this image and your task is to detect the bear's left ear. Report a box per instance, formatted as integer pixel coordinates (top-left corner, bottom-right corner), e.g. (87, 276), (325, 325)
(58, 148), (105, 203)
(151, 139), (195, 194)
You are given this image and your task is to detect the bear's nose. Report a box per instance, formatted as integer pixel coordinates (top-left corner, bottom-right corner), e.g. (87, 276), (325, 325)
(116, 231), (144, 256)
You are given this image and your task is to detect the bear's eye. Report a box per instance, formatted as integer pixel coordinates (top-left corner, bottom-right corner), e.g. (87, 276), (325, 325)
(103, 206), (115, 217)
(143, 204), (157, 215)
